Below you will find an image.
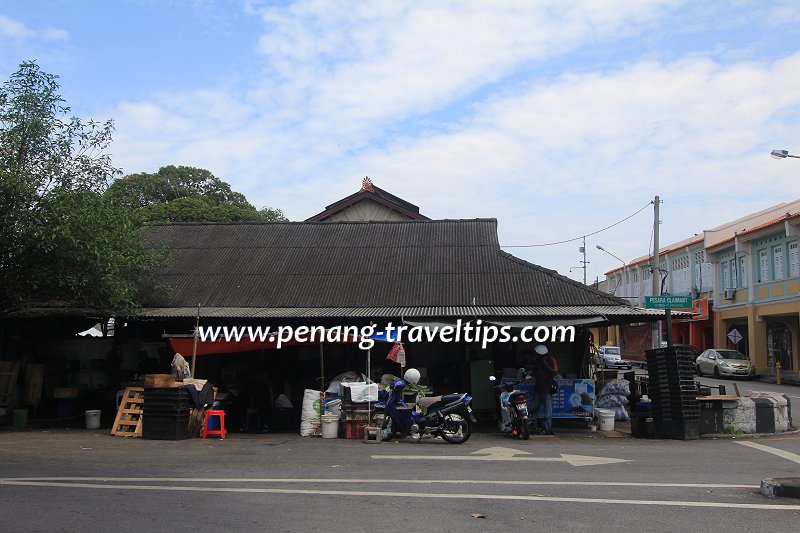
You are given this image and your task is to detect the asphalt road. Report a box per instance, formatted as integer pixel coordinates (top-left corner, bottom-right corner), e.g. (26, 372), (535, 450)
(2, 427), (800, 532)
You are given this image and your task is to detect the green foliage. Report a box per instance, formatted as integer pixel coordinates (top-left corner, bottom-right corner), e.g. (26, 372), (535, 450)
(105, 165), (287, 223)
(0, 61), (163, 316)
(722, 425), (744, 435)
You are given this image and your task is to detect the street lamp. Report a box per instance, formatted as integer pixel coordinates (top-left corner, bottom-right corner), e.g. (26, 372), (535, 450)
(771, 149), (800, 159)
(596, 245), (626, 267)
(596, 245), (626, 295)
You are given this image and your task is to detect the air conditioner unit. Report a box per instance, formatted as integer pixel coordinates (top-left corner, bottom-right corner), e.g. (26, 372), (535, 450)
(723, 288), (736, 300)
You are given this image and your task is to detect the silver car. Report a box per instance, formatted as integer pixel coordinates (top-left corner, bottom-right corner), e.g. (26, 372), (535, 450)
(600, 346), (632, 370)
(695, 349), (756, 379)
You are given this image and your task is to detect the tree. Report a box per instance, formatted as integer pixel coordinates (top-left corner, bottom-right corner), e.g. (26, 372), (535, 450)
(105, 165), (287, 223)
(0, 61), (162, 316)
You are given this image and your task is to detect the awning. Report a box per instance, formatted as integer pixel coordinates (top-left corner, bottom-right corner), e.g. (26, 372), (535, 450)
(136, 305), (684, 320)
(486, 317), (607, 328)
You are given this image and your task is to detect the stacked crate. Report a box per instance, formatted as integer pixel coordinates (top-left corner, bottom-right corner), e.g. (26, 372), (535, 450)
(142, 387), (192, 440)
(645, 346), (700, 440)
(339, 393), (371, 439)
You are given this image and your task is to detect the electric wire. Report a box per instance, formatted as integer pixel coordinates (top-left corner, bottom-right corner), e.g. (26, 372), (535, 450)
(500, 201), (654, 248)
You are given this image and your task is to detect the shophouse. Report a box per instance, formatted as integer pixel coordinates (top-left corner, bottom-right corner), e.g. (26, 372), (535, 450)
(601, 200), (800, 381)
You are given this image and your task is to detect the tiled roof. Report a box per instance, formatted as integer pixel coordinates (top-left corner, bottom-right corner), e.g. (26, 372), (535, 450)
(140, 219), (636, 315)
(604, 199), (800, 274)
(305, 183), (429, 221)
(706, 211), (800, 251)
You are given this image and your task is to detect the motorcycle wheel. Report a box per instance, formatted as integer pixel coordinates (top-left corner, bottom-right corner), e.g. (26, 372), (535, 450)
(370, 410), (387, 429)
(439, 413), (472, 444)
(521, 420), (530, 440)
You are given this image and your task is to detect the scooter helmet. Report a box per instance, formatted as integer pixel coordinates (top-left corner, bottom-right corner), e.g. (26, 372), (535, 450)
(504, 383), (515, 393)
(403, 368), (421, 385)
(534, 344), (549, 356)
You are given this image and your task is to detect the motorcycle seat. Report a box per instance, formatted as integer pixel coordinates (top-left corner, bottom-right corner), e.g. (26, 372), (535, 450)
(419, 394), (464, 414)
(440, 393), (464, 404)
(417, 395), (442, 415)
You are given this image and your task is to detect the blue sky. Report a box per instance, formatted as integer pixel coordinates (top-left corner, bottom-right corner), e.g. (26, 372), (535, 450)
(2, 1), (799, 285)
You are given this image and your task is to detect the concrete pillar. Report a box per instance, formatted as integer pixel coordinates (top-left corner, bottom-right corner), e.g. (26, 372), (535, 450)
(747, 306), (768, 372)
(607, 325), (619, 346)
(689, 321), (703, 349)
(714, 312), (727, 349)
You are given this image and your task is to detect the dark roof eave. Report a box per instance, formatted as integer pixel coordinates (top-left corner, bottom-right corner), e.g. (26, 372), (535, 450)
(133, 305), (680, 320)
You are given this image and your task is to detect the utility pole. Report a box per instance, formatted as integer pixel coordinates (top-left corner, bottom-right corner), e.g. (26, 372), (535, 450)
(582, 236), (587, 285)
(574, 237), (589, 284)
(652, 196), (661, 349)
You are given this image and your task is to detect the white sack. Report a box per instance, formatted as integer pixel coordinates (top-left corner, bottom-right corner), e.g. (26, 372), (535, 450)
(300, 389), (322, 437)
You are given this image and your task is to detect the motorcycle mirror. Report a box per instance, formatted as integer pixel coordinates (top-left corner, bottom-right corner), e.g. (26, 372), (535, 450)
(488, 375), (497, 382)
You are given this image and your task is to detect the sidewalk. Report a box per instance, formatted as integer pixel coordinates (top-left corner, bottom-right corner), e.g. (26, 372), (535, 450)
(755, 373), (800, 386)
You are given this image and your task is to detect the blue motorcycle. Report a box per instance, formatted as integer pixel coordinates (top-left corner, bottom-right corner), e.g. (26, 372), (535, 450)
(373, 368), (476, 444)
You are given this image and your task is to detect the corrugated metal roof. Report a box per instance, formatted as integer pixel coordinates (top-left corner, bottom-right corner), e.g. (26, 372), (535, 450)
(137, 305), (675, 319)
(140, 219), (632, 312)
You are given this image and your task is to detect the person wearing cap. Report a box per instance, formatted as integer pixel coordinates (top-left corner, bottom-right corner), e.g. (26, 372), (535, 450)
(531, 344), (558, 435)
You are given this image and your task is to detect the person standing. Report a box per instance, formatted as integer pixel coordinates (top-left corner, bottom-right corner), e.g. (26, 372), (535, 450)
(531, 344), (558, 435)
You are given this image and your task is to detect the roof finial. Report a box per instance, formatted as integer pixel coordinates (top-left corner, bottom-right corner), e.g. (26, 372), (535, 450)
(361, 176), (374, 192)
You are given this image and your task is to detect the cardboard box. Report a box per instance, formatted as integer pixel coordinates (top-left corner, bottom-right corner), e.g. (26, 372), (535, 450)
(144, 374), (180, 388)
(53, 387), (79, 399)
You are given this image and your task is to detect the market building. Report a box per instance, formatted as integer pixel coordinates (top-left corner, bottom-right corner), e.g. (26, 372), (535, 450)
(1, 180), (671, 430)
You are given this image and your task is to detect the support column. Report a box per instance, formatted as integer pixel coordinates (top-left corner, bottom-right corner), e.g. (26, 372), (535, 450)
(747, 306), (768, 372)
(714, 310), (727, 349)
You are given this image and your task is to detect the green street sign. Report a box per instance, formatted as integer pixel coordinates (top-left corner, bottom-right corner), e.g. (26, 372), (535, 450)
(645, 295), (693, 309)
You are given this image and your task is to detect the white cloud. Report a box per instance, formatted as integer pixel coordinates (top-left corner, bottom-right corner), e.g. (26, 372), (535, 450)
(0, 14), (67, 41)
(0, 14), (34, 39)
(250, 1), (689, 137)
(105, 1), (800, 281)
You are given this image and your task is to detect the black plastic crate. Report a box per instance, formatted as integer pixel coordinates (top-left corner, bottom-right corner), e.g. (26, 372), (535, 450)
(142, 425), (189, 440)
(142, 417), (189, 440)
(143, 416), (190, 427)
(144, 388), (192, 401)
(654, 418), (699, 440)
(143, 405), (192, 416)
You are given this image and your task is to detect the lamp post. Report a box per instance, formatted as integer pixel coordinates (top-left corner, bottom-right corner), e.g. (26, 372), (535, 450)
(771, 149), (800, 159)
(596, 245), (626, 295)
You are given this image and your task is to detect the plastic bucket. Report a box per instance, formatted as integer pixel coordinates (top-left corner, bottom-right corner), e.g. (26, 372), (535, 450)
(12, 409), (28, 428)
(85, 409), (101, 430)
(596, 408), (615, 431)
(320, 414), (340, 439)
(324, 399), (342, 417)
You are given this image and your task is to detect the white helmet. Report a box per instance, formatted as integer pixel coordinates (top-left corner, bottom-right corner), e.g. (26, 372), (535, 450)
(403, 368), (421, 385)
(534, 344), (549, 355)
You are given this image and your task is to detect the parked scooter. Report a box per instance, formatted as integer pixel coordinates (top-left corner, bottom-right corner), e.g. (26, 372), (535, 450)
(376, 368), (476, 444)
(490, 373), (532, 440)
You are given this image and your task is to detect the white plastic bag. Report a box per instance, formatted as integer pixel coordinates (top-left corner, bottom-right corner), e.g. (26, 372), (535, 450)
(300, 389), (322, 437)
(341, 382), (378, 403)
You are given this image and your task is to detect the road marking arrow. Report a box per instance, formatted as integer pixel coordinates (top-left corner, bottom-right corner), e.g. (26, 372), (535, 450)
(372, 447), (630, 467)
(736, 441), (800, 465)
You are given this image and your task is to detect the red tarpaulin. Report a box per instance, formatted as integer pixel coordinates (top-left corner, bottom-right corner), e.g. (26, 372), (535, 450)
(167, 330), (362, 356)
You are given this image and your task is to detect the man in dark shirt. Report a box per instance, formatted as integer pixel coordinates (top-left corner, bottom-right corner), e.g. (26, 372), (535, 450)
(530, 344), (558, 435)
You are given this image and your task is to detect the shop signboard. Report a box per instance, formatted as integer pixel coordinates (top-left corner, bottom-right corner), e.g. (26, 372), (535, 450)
(518, 379), (596, 420)
(645, 295), (693, 309)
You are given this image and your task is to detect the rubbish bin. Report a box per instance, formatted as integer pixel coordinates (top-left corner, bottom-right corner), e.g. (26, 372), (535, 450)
(85, 410), (101, 430)
(12, 409), (28, 428)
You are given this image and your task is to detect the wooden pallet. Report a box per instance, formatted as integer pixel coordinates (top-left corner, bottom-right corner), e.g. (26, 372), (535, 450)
(0, 361), (21, 408)
(111, 387), (144, 437)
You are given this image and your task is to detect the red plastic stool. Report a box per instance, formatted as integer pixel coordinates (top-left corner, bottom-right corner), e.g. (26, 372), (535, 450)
(202, 410), (227, 440)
